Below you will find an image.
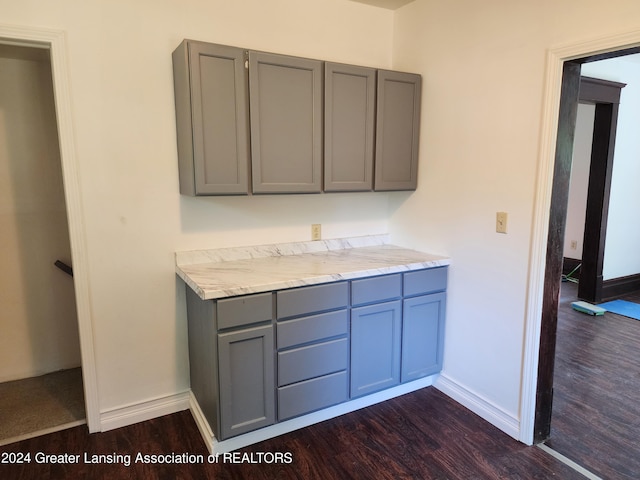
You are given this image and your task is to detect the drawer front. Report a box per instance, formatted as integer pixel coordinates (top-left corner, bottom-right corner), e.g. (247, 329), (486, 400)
(351, 273), (401, 306)
(217, 292), (273, 330)
(278, 338), (348, 386)
(278, 371), (348, 421)
(277, 310), (348, 349)
(404, 267), (448, 297)
(277, 282), (348, 319)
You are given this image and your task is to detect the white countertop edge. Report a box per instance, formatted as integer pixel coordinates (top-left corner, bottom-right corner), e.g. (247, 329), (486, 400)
(178, 258), (451, 300)
(175, 234), (391, 267)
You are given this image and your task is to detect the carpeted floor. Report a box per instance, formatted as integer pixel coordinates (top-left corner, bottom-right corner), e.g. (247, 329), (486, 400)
(0, 367), (86, 445)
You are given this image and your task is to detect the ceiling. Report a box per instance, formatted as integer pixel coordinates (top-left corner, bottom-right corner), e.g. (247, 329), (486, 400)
(347, 0), (416, 10)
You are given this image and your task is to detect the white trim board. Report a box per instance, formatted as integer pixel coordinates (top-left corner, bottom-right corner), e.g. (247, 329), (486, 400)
(0, 23), (100, 433)
(434, 374), (520, 440)
(521, 28), (640, 445)
(100, 391), (191, 432)
(190, 376), (436, 454)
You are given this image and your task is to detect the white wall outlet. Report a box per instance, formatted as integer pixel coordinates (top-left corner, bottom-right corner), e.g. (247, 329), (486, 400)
(496, 212), (508, 234)
(570, 240), (578, 250)
(311, 224), (321, 241)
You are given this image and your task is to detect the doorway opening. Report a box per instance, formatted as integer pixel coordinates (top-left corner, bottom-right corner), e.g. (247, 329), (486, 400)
(0, 24), (99, 439)
(0, 43), (86, 444)
(532, 42), (640, 475)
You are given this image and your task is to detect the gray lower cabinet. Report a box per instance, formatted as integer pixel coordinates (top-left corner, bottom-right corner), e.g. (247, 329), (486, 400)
(324, 62), (376, 192)
(350, 300), (402, 397)
(249, 51), (323, 194)
(276, 282), (349, 421)
(401, 267), (448, 382)
(374, 70), (422, 191)
(402, 292), (446, 382)
(218, 324), (275, 439)
(172, 40), (250, 195)
(350, 274), (403, 397)
(186, 267), (446, 441)
(186, 288), (275, 441)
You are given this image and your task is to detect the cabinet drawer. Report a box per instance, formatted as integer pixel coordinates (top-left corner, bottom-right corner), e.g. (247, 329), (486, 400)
(351, 274), (401, 306)
(277, 282), (348, 319)
(404, 267), (448, 297)
(217, 292), (273, 329)
(277, 310), (348, 349)
(278, 371), (348, 421)
(278, 338), (348, 386)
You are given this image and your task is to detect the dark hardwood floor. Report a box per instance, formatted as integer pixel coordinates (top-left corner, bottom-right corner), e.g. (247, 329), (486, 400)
(546, 282), (640, 479)
(1, 387), (582, 480)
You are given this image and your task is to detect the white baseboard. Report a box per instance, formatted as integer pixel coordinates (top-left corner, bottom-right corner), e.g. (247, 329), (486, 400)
(434, 373), (520, 440)
(190, 375), (436, 454)
(100, 391), (191, 432)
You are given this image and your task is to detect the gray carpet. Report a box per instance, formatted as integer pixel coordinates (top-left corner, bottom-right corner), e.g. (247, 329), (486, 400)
(0, 367), (86, 444)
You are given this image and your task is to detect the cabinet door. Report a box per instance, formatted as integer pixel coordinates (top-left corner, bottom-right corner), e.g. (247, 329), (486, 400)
(218, 324), (275, 439)
(249, 51), (323, 193)
(374, 70), (421, 191)
(172, 41), (250, 195)
(402, 292), (446, 382)
(324, 63), (375, 192)
(350, 300), (402, 398)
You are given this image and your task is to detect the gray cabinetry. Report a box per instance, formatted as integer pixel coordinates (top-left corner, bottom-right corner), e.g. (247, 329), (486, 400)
(324, 63), (376, 192)
(402, 267), (447, 382)
(374, 70), (422, 191)
(186, 288), (275, 441)
(276, 282), (349, 420)
(402, 292), (446, 382)
(218, 324), (275, 439)
(173, 40), (422, 195)
(186, 266), (446, 443)
(172, 41), (250, 195)
(351, 300), (402, 397)
(249, 52), (323, 193)
(350, 274), (403, 397)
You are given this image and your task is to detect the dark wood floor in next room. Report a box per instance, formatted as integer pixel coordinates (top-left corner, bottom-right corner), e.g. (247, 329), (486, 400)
(545, 282), (640, 479)
(2, 386), (583, 480)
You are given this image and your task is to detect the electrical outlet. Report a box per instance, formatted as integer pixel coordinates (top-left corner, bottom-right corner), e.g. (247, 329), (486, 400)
(496, 212), (508, 234)
(311, 224), (321, 241)
(570, 240), (578, 250)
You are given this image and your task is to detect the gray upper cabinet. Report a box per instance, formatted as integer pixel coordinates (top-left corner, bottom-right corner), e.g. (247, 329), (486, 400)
(172, 41), (250, 195)
(324, 63), (375, 192)
(173, 39), (422, 195)
(374, 70), (422, 191)
(249, 51), (323, 194)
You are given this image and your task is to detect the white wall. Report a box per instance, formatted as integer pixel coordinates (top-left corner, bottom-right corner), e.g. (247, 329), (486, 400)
(0, 46), (81, 382)
(564, 103), (595, 260)
(390, 0), (640, 427)
(581, 57), (640, 280)
(0, 0), (395, 416)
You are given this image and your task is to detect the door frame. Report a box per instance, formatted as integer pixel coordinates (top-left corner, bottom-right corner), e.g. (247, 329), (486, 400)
(520, 29), (640, 444)
(577, 77), (625, 303)
(0, 23), (100, 432)
(518, 30), (640, 445)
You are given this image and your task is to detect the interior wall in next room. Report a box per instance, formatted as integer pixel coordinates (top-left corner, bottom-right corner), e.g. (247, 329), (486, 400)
(0, 44), (80, 382)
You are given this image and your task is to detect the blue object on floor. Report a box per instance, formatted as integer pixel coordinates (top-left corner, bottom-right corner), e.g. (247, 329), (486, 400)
(598, 299), (640, 321)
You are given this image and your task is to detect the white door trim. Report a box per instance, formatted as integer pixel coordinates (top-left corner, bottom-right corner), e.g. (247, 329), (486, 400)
(521, 29), (640, 444)
(0, 23), (100, 432)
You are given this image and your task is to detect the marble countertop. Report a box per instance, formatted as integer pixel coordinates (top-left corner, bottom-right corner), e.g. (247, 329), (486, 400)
(176, 235), (450, 300)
